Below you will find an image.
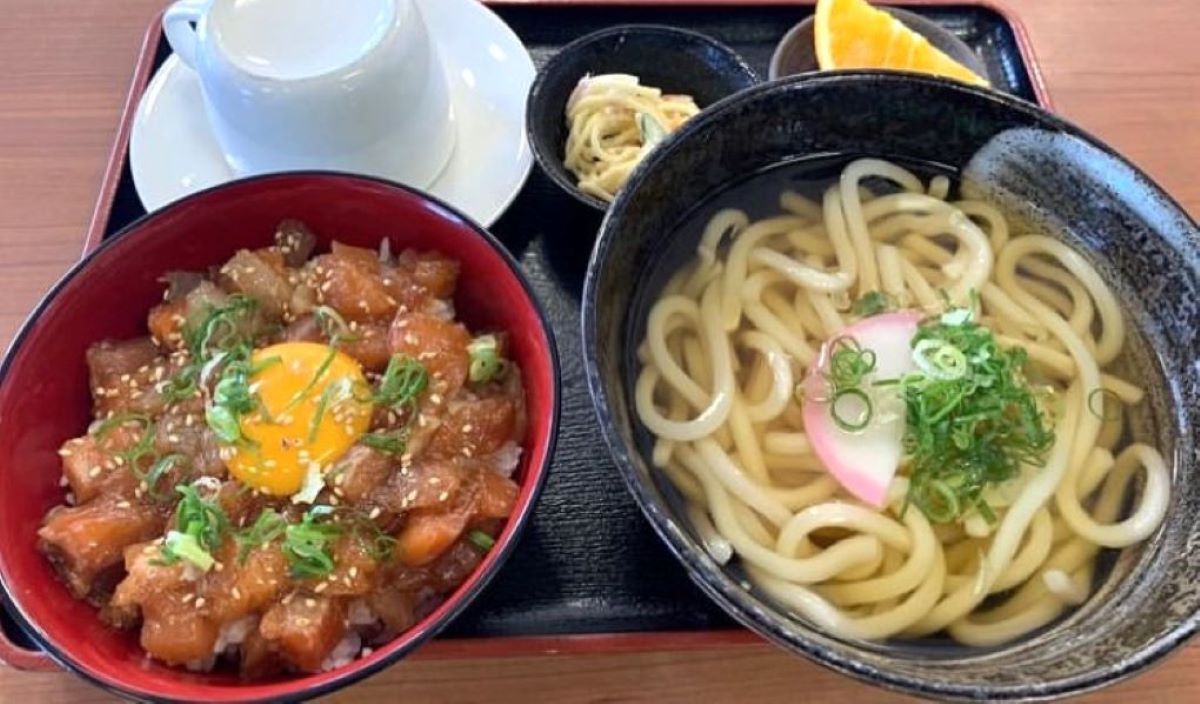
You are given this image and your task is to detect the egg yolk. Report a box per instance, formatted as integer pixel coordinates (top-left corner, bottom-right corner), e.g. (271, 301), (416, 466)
(226, 342), (373, 496)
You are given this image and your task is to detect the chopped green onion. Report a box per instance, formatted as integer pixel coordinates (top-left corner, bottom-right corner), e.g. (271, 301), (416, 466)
(1087, 388), (1122, 421)
(468, 530), (496, 551)
(158, 484), (230, 570)
(373, 355), (428, 409)
(205, 405), (242, 444)
(314, 305), (355, 341)
(827, 336), (876, 391)
(350, 517), (397, 562)
(361, 429), (409, 455)
(236, 509), (287, 563)
(940, 308), (974, 327)
(91, 412), (152, 440)
(282, 344), (338, 413)
(161, 530), (214, 571)
(851, 291), (894, 318)
(140, 453), (184, 499)
(898, 306), (1055, 523)
(912, 478), (961, 524)
(912, 339), (967, 381)
(830, 388), (873, 431)
(282, 506), (341, 579)
(467, 335), (505, 384)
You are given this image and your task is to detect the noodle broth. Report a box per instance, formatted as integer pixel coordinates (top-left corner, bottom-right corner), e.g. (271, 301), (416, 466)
(627, 154), (1173, 652)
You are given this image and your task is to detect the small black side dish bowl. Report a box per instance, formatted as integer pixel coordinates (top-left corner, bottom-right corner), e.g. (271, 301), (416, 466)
(582, 72), (1200, 701)
(768, 8), (988, 80)
(526, 24), (759, 211)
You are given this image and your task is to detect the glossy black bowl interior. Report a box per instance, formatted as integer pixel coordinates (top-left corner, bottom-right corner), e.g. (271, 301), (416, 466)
(582, 72), (1200, 700)
(526, 24), (759, 211)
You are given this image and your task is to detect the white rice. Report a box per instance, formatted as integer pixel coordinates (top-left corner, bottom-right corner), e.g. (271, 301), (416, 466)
(347, 599), (376, 626)
(212, 615), (257, 654)
(427, 299), (455, 320)
(491, 441), (522, 478)
(320, 631), (362, 672)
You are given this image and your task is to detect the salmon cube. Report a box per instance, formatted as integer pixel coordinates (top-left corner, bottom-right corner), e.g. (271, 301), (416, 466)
(58, 428), (140, 504)
(311, 246), (396, 323)
(370, 458), (463, 514)
(87, 338), (166, 416)
(38, 499), (164, 597)
(475, 469), (518, 522)
(426, 397), (517, 460)
(260, 595), (348, 672)
(394, 510), (468, 567)
(331, 445), (393, 504)
(147, 298), (188, 350)
(388, 312), (470, 396)
(365, 587), (417, 634)
(139, 599), (220, 667)
(204, 542), (289, 623)
(322, 536), (379, 597)
(219, 249), (293, 319)
(111, 541), (192, 611)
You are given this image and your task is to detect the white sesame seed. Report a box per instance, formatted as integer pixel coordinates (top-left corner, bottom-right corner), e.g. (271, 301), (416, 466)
(314, 582), (328, 593)
(194, 597), (206, 608)
(368, 507), (381, 520)
(305, 598), (316, 608)
(462, 424), (473, 433)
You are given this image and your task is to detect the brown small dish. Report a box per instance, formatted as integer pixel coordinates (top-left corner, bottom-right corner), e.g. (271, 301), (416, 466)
(768, 8), (988, 81)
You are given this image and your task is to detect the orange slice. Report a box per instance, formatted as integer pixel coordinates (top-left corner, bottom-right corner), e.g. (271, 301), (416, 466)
(814, 0), (989, 86)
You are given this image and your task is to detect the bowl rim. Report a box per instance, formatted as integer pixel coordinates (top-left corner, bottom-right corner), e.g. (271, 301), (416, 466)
(0, 170), (562, 703)
(581, 70), (1200, 701)
(525, 22), (760, 213)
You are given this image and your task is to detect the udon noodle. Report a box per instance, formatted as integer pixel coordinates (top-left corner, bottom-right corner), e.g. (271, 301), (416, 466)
(635, 158), (1171, 645)
(564, 74), (700, 202)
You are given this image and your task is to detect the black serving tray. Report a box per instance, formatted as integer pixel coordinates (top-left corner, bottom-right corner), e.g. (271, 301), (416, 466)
(2, 1), (1051, 665)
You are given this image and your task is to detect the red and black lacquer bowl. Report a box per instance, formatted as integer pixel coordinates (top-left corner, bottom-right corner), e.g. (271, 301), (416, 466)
(0, 173), (559, 702)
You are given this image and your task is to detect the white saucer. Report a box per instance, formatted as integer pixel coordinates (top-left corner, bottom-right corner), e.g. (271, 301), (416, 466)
(130, 0), (534, 226)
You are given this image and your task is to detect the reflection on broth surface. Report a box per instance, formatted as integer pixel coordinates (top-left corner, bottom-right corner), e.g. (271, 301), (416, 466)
(633, 156), (1171, 647)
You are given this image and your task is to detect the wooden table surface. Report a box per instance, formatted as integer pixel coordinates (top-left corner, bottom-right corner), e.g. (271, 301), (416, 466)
(1, 0), (1197, 701)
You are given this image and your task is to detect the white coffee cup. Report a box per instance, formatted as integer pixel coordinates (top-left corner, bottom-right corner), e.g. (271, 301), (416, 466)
(163, 0), (456, 188)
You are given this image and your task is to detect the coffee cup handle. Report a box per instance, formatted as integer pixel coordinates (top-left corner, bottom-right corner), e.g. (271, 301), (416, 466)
(163, 0), (213, 70)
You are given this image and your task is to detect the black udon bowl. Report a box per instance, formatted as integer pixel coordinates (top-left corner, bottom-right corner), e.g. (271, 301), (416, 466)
(526, 24), (759, 212)
(582, 72), (1200, 701)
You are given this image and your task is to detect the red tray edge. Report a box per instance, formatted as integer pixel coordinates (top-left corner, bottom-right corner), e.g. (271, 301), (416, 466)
(8, 0), (1051, 675)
